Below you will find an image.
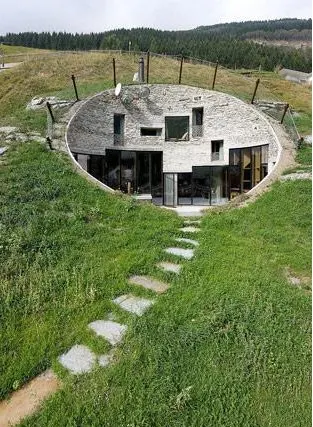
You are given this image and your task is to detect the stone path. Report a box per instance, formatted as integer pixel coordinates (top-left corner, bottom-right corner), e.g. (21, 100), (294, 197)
(165, 247), (195, 259)
(113, 294), (155, 316)
(88, 320), (127, 345)
(179, 226), (201, 233)
(175, 237), (199, 246)
(1, 214), (201, 424)
(129, 275), (169, 293)
(157, 262), (181, 274)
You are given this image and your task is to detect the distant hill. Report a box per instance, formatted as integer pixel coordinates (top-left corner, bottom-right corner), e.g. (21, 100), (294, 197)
(0, 18), (311, 72)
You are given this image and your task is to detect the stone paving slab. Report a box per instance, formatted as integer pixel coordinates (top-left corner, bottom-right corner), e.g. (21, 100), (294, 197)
(113, 294), (155, 316)
(175, 237), (199, 246)
(184, 220), (201, 224)
(165, 247), (194, 259)
(157, 262), (181, 274)
(58, 345), (96, 374)
(179, 226), (201, 233)
(88, 320), (127, 345)
(129, 275), (169, 293)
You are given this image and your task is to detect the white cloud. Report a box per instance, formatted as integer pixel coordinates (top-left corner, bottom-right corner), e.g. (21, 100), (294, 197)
(0, 0), (311, 34)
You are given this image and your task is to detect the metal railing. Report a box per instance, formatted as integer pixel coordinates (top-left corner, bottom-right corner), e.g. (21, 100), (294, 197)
(192, 125), (203, 138)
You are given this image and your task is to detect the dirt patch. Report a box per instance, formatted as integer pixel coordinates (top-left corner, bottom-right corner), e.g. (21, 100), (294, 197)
(0, 370), (60, 426)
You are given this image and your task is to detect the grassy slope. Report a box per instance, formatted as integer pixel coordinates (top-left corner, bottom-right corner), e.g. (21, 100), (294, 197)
(0, 49), (311, 426)
(0, 51), (311, 134)
(0, 141), (309, 427)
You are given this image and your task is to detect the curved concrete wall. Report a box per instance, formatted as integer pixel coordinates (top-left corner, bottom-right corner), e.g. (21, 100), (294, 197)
(67, 84), (279, 174)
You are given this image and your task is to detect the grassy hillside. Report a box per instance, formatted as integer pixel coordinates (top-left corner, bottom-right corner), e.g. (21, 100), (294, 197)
(0, 50), (311, 426)
(0, 51), (311, 134)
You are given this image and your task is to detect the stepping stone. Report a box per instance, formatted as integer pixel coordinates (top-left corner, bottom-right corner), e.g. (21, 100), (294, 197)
(88, 320), (127, 345)
(165, 247), (194, 260)
(175, 237), (199, 246)
(157, 262), (181, 274)
(58, 344), (96, 374)
(113, 294), (154, 316)
(0, 147), (8, 156)
(184, 220), (201, 224)
(179, 226), (201, 233)
(129, 275), (169, 294)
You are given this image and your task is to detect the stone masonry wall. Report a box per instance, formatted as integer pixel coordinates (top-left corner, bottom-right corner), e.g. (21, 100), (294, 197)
(67, 84), (279, 173)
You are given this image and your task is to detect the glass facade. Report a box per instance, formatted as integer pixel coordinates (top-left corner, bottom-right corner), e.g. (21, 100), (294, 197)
(74, 144), (269, 206)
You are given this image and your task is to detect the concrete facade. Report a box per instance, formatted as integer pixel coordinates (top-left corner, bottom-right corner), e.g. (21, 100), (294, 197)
(67, 84), (279, 174)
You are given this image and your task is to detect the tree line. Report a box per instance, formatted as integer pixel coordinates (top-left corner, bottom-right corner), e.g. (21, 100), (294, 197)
(1, 19), (311, 72)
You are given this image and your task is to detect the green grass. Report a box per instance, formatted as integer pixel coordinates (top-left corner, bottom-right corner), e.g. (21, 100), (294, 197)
(0, 49), (311, 426)
(0, 141), (311, 426)
(0, 50), (311, 134)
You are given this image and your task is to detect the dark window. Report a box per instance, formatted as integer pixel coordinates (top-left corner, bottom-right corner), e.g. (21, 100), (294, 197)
(88, 155), (105, 182)
(229, 148), (240, 165)
(178, 173), (192, 205)
(114, 114), (125, 145)
(211, 140), (224, 161)
(106, 150), (120, 189)
(192, 108), (203, 137)
(141, 128), (162, 136)
(165, 116), (189, 141)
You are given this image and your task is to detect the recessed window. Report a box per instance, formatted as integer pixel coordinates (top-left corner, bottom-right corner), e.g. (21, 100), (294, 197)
(165, 116), (189, 141)
(192, 107), (203, 137)
(114, 114), (125, 145)
(141, 128), (162, 136)
(211, 140), (224, 161)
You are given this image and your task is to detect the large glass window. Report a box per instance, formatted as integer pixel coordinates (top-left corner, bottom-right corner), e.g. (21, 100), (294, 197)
(151, 152), (163, 200)
(165, 116), (189, 141)
(178, 173), (192, 205)
(137, 152), (150, 194)
(164, 173), (176, 206)
(242, 147), (252, 191)
(106, 150), (120, 190)
(192, 166), (211, 205)
(114, 114), (125, 145)
(210, 167), (228, 205)
(88, 155), (105, 182)
(120, 151), (136, 193)
(252, 146), (261, 186)
(211, 140), (224, 161)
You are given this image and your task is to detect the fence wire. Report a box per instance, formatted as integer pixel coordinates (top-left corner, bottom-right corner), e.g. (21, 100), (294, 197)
(8, 49), (302, 144)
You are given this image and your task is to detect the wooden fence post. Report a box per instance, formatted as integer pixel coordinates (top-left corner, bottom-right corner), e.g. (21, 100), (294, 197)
(112, 58), (116, 87)
(251, 78), (260, 104)
(46, 102), (55, 123)
(212, 61), (218, 90)
(146, 51), (150, 84)
(280, 103), (289, 124)
(71, 74), (79, 101)
(178, 55), (183, 84)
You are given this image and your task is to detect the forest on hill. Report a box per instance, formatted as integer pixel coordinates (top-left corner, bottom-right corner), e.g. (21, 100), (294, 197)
(1, 18), (311, 72)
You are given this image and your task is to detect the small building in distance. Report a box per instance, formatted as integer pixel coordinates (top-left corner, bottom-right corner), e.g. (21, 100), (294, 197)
(279, 68), (312, 85)
(66, 84), (280, 207)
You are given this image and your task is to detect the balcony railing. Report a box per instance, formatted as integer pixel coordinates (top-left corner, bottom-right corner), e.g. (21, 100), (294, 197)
(192, 125), (203, 138)
(211, 151), (224, 161)
(114, 134), (124, 145)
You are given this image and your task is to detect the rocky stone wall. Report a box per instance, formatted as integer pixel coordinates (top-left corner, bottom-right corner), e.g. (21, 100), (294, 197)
(67, 84), (279, 173)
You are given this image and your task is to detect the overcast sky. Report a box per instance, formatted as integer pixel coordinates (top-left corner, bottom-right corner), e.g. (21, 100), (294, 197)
(0, 0), (311, 34)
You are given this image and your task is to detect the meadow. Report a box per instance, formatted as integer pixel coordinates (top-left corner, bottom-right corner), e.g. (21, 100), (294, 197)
(0, 47), (311, 426)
